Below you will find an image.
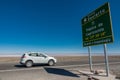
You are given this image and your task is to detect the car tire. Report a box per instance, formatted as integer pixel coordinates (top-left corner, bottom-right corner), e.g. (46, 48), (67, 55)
(25, 60), (33, 67)
(48, 60), (55, 66)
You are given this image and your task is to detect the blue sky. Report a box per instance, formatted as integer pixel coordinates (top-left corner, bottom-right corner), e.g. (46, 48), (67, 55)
(0, 0), (119, 55)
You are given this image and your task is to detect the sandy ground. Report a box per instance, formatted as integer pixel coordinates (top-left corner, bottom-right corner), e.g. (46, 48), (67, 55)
(0, 55), (120, 79)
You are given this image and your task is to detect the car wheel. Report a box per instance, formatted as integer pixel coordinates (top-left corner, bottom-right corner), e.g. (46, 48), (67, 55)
(48, 60), (55, 66)
(25, 60), (33, 67)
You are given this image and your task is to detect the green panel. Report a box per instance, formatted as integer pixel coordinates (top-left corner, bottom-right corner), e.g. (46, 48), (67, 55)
(81, 2), (114, 47)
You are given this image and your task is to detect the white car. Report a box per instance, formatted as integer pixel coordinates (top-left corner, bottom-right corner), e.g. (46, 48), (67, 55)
(20, 52), (57, 67)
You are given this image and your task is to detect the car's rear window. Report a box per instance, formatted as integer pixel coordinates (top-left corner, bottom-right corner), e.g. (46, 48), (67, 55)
(21, 54), (25, 58)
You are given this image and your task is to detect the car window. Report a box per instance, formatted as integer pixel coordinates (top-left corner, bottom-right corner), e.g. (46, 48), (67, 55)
(29, 53), (38, 57)
(38, 53), (46, 57)
(21, 54), (25, 58)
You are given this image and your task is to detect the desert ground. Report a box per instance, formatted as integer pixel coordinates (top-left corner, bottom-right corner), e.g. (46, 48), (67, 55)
(0, 55), (120, 79)
(0, 55), (120, 63)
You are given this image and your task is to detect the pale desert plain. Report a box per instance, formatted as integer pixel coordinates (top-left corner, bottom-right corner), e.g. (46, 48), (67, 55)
(0, 55), (120, 79)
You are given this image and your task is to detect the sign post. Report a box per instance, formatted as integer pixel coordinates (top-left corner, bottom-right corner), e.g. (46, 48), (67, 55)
(104, 44), (109, 76)
(88, 46), (93, 72)
(81, 2), (114, 76)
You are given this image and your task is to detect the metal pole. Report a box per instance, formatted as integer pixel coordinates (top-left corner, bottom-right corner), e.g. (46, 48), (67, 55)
(88, 46), (93, 72)
(103, 44), (109, 76)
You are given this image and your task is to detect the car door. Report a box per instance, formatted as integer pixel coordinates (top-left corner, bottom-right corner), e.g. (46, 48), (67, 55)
(37, 53), (49, 64)
(29, 53), (40, 63)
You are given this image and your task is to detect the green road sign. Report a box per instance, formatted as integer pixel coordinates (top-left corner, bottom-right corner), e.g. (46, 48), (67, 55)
(81, 2), (114, 47)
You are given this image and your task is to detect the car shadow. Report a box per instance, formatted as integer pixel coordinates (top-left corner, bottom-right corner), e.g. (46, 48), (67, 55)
(14, 64), (48, 68)
(14, 64), (26, 68)
(44, 67), (79, 77)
